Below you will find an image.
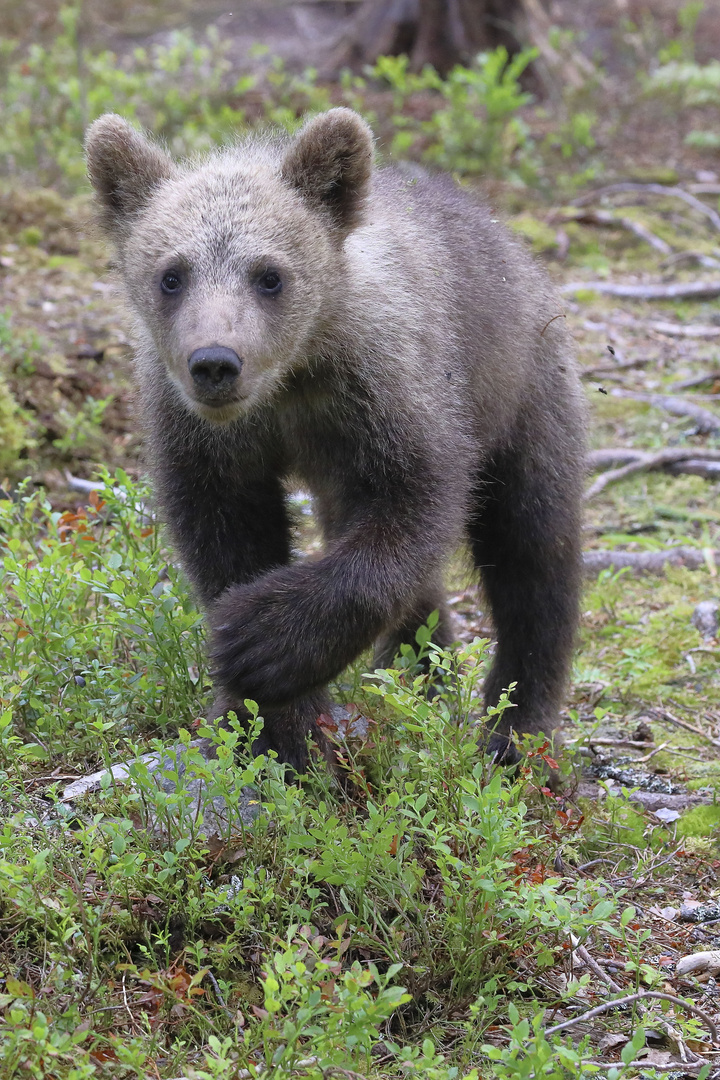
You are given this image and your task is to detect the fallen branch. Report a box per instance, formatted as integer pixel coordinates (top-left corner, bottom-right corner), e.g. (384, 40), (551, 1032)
(562, 279), (720, 301)
(65, 471), (101, 494)
(661, 250), (720, 271)
(572, 181), (720, 233)
(585, 447), (720, 499)
(550, 208), (672, 254)
(586, 448), (653, 470)
(583, 547), (716, 576)
(544, 989), (720, 1043)
(667, 458), (720, 479)
(672, 371), (720, 389)
(583, 738), (657, 750)
(609, 389), (720, 433)
(688, 182), (720, 196)
(650, 708), (720, 750)
(649, 320), (720, 338)
(581, 358), (653, 380)
(578, 1060), (713, 1074)
(587, 314), (720, 338)
(571, 951), (703, 1068)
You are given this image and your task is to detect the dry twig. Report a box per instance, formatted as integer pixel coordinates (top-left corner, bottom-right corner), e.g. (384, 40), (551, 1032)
(562, 279), (720, 301)
(583, 548), (717, 576)
(544, 990), (720, 1042)
(572, 181), (720, 233)
(577, 858), (616, 874)
(574, 942), (623, 993)
(550, 208), (672, 253)
(651, 708), (720, 749)
(636, 741), (669, 763)
(585, 447), (720, 499)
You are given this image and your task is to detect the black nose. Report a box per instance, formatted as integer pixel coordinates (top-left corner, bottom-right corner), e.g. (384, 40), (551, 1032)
(188, 346), (242, 394)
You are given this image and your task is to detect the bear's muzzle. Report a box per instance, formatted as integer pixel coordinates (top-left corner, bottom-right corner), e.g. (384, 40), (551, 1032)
(187, 345), (243, 405)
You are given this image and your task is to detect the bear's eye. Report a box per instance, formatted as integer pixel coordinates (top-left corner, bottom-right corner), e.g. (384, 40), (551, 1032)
(161, 270), (183, 295)
(257, 270), (282, 296)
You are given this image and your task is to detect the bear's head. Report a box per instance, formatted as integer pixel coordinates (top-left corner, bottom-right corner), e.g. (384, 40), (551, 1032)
(85, 109), (374, 422)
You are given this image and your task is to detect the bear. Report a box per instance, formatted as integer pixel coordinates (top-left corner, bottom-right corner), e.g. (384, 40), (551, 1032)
(85, 108), (586, 774)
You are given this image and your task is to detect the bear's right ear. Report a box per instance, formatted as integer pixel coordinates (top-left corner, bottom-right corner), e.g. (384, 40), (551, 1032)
(281, 108), (374, 236)
(85, 115), (176, 233)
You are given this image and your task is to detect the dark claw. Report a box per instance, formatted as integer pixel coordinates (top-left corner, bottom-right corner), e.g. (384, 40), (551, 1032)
(481, 730), (522, 767)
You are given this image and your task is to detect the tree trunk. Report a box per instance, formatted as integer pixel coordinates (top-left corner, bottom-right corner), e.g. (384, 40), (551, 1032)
(410, 0), (460, 74)
(325, 0), (525, 78)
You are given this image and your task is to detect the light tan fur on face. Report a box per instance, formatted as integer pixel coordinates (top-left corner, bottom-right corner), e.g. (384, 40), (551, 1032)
(86, 114), (358, 421)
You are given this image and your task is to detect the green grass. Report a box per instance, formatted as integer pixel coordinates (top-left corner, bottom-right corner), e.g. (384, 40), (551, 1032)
(0, 475), (682, 1079)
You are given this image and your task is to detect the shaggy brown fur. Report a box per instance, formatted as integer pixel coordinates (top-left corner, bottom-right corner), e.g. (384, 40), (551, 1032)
(85, 108), (586, 773)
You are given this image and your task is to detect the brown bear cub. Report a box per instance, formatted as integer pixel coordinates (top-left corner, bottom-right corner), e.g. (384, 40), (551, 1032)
(85, 108), (586, 773)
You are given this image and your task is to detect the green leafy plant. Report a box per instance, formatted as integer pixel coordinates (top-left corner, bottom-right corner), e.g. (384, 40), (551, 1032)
(0, 5), (253, 186)
(658, 0), (705, 63)
(368, 47), (539, 180)
(0, 471), (207, 764)
(421, 48), (539, 180)
(645, 57), (720, 148)
(642, 3), (720, 148)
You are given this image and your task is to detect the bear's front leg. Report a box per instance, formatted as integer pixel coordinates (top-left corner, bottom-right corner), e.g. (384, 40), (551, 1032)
(210, 552), (396, 707)
(211, 687), (337, 775)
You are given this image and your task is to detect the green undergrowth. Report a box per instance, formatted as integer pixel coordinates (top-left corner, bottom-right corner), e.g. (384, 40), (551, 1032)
(581, 559), (720, 703)
(0, 4), (599, 193)
(0, 475), (681, 1078)
(587, 472), (720, 546)
(677, 803), (720, 837)
(574, 557), (720, 798)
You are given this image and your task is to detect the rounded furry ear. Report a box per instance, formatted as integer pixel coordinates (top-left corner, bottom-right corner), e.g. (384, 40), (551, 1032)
(281, 108), (374, 235)
(85, 114), (176, 233)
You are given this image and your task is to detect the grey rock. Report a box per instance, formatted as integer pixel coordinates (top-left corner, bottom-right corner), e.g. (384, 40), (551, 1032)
(62, 737), (261, 839)
(679, 902), (720, 923)
(692, 599), (720, 640)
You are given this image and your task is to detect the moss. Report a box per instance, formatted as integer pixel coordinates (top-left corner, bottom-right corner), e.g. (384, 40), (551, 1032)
(579, 797), (650, 850)
(570, 288), (603, 304)
(508, 213), (558, 254)
(45, 254), (84, 271)
(18, 225), (42, 247)
(625, 166), (679, 184)
(677, 803), (720, 839)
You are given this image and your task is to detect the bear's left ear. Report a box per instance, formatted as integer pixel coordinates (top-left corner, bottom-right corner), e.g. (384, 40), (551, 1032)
(281, 108), (374, 236)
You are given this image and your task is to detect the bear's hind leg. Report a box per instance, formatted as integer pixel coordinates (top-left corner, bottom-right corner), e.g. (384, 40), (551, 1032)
(468, 440), (583, 761)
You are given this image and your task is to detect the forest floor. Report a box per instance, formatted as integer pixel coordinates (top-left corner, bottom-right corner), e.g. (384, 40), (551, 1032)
(4, 2), (720, 1078)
